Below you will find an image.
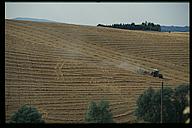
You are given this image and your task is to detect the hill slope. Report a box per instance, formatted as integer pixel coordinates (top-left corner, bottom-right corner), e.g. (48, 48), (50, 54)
(5, 19), (189, 123)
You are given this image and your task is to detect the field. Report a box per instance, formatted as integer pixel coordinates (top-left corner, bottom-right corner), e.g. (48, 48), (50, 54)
(5, 19), (189, 123)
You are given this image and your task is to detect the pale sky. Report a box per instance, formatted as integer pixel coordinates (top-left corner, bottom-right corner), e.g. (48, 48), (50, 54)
(5, 2), (189, 26)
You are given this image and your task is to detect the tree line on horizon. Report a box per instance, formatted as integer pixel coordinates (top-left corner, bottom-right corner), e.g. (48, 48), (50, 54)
(97, 21), (161, 32)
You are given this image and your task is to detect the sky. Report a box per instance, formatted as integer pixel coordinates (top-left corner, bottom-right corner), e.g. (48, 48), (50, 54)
(5, 2), (189, 26)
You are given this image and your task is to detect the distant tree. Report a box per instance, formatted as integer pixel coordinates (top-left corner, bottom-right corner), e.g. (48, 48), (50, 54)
(99, 21), (161, 32)
(131, 22), (135, 26)
(9, 105), (45, 123)
(141, 22), (145, 30)
(157, 24), (161, 31)
(148, 22), (152, 30)
(85, 100), (114, 123)
(97, 24), (102, 27)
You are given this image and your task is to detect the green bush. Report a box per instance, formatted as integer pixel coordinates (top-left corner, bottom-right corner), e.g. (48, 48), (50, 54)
(85, 100), (114, 123)
(9, 104), (45, 123)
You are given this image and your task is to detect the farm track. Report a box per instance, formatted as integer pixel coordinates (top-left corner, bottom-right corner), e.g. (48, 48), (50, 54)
(5, 20), (189, 123)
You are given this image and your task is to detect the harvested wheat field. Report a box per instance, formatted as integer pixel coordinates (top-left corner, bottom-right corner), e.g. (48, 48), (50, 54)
(5, 19), (189, 123)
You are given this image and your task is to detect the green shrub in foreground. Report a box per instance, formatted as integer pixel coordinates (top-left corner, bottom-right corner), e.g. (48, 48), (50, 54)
(9, 104), (45, 123)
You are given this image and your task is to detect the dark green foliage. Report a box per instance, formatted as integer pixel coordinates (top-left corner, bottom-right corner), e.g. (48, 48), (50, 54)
(156, 87), (177, 123)
(135, 84), (189, 123)
(97, 21), (161, 31)
(135, 87), (161, 123)
(9, 104), (45, 123)
(85, 100), (114, 123)
(131, 22), (135, 26)
(97, 100), (114, 123)
(173, 84), (189, 123)
(85, 101), (98, 123)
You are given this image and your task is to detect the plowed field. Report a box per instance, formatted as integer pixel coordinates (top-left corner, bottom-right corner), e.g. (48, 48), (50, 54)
(5, 19), (189, 123)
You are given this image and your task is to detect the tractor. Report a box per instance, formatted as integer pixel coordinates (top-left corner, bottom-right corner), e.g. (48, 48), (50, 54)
(151, 69), (163, 79)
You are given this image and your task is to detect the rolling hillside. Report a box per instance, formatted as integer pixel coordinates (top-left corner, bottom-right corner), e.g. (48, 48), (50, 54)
(5, 19), (189, 123)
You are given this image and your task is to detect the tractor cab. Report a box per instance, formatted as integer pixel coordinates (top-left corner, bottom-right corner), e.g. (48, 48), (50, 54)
(151, 69), (159, 77)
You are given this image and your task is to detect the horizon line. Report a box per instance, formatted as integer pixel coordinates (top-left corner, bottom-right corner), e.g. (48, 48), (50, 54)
(5, 17), (189, 27)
